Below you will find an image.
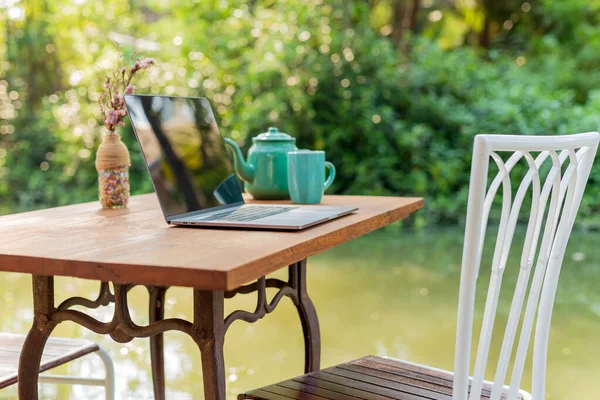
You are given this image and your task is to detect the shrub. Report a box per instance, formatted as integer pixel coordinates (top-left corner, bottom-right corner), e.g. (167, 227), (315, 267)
(2, 1), (599, 229)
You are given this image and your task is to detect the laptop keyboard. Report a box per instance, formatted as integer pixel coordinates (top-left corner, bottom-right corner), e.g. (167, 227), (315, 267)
(197, 205), (298, 222)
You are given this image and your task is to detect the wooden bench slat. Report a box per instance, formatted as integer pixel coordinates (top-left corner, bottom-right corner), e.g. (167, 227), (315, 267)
(239, 356), (528, 400)
(294, 374), (395, 400)
(0, 333), (99, 389)
(244, 388), (298, 399)
(263, 384), (330, 400)
(336, 364), (452, 398)
(322, 367), (446, 400)
(353, 358), (454, 388)
(352, 358), (521, 400)
(280, 379), (364, 400)
(311, 370), (424, 400)
(349, 360), (459, 395)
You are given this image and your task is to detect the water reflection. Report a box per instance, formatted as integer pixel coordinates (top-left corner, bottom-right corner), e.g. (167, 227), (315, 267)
(0, 228), (598, 399)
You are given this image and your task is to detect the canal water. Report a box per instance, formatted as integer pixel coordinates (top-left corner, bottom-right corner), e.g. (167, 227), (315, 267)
(0, 228), (598, 399)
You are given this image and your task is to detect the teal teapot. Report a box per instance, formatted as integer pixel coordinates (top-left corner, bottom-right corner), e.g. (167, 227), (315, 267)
(224, 127), (297, 200)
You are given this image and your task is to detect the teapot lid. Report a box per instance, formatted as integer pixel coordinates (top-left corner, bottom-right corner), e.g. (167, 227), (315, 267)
(253, 127), (295, 142)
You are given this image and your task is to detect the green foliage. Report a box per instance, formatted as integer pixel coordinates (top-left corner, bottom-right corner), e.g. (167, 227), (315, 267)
(297, 37), (600, 226)
(1, 0), (600, 229)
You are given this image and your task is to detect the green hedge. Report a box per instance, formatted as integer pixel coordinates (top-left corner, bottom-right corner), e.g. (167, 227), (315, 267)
(2, 1), (599, 229)
(228, 35), (600, 228)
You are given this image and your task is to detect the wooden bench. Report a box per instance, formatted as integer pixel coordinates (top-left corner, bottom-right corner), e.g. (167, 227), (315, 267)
(240, 356), (525, 400)
(0, 333), (114, 399)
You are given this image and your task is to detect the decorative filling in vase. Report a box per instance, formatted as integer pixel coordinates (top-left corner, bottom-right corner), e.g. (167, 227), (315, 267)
(95, 132), (131, 209)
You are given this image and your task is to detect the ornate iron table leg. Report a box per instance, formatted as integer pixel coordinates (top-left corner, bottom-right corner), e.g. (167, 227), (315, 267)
(290, 260), (321, 372)
(148, 286), (168, 400)
(195, 290), (226, 399)
(18, 258), (319, 399)
(18, 275), (57, 399)
(223, 259), (321, 374)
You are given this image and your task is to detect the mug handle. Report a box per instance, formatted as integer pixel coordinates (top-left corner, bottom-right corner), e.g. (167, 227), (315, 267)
(324, 161), (336, 190)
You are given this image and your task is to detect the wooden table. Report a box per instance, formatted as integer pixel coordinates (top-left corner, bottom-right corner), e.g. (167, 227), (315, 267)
(0, 193), (423, 399)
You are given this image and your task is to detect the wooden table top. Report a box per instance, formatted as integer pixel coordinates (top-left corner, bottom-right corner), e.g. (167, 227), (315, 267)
(0, 194), (423, 290)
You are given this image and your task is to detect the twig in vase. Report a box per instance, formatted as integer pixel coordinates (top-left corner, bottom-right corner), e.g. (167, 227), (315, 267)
(99, 55), (156, 134)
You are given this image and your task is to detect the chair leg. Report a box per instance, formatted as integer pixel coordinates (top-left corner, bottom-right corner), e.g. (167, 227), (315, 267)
(37, 348), (116, 398)
(97, 347), (115, 400)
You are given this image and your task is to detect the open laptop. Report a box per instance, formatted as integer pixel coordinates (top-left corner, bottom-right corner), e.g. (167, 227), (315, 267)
(124, 95), (357, 230)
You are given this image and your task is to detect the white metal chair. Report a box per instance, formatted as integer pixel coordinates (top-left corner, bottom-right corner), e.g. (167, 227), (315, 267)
(0, 333), (115, 399)
(239, 132), (600, 400)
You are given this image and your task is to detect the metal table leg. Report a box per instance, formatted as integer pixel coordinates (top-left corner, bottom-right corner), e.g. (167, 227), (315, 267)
(18, 276), (57, 400)
(223, 260), (321, 373)
(292, 259), (321, 372)
(18, 258), (320, 400)
(148, 286), (168, 400)
(195, 290), (226, 399)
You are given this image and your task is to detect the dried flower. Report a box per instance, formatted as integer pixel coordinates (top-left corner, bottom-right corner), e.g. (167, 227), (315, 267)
(99, 56), (156, 133)
(140, 58), (156, 68)
(105, 109), (118, 126)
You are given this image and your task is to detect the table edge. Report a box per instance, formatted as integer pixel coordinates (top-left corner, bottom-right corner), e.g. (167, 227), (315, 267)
(0, 197), (424, 291)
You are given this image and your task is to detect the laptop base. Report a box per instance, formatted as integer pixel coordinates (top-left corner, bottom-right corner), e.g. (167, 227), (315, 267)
(171, 204), (358, 231)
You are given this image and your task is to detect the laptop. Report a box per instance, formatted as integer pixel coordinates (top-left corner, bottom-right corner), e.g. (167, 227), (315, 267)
(124, 95), (357, 230)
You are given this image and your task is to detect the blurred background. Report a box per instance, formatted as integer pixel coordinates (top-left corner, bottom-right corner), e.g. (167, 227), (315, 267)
(1, 0), (600, 399)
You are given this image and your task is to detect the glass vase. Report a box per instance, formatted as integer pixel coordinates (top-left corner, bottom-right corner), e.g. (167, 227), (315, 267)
(98, 166), (130, 209)
(95, 131), (131, 209)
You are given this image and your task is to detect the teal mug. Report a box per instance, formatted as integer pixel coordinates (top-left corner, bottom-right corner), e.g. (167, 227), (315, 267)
(287, 150), (336, 204)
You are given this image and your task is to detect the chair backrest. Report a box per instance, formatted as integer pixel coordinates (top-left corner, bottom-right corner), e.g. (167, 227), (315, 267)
(452, 132), (600, 400)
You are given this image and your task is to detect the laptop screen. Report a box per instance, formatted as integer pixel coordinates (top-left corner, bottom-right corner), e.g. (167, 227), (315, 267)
(124, 95), (244, 218)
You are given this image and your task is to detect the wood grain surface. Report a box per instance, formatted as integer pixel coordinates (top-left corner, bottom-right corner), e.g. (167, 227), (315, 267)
(240, 356), (526, 400)
(0, 194), (423, 290)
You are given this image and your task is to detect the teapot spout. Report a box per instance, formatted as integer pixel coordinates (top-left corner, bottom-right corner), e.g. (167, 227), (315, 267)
(223, 138), (255, 183)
